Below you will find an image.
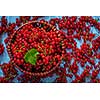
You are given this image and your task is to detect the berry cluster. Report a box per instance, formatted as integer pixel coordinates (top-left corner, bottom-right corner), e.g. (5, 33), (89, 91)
(0, 63), (18, 83)
(54, 16), (100, 83)
(0, 43), (4, 55)
(0, 16), (8, 36)
(8, 21), (67, 75)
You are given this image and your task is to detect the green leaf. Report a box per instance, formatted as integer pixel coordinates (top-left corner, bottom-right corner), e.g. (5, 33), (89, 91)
(24, 48), (39, 65)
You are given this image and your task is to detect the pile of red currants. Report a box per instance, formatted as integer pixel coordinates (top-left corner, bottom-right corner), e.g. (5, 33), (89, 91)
(7, 21), (65, 76)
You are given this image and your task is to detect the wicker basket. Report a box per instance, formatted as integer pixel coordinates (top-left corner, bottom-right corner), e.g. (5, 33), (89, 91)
(7, 21), (60, 76)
